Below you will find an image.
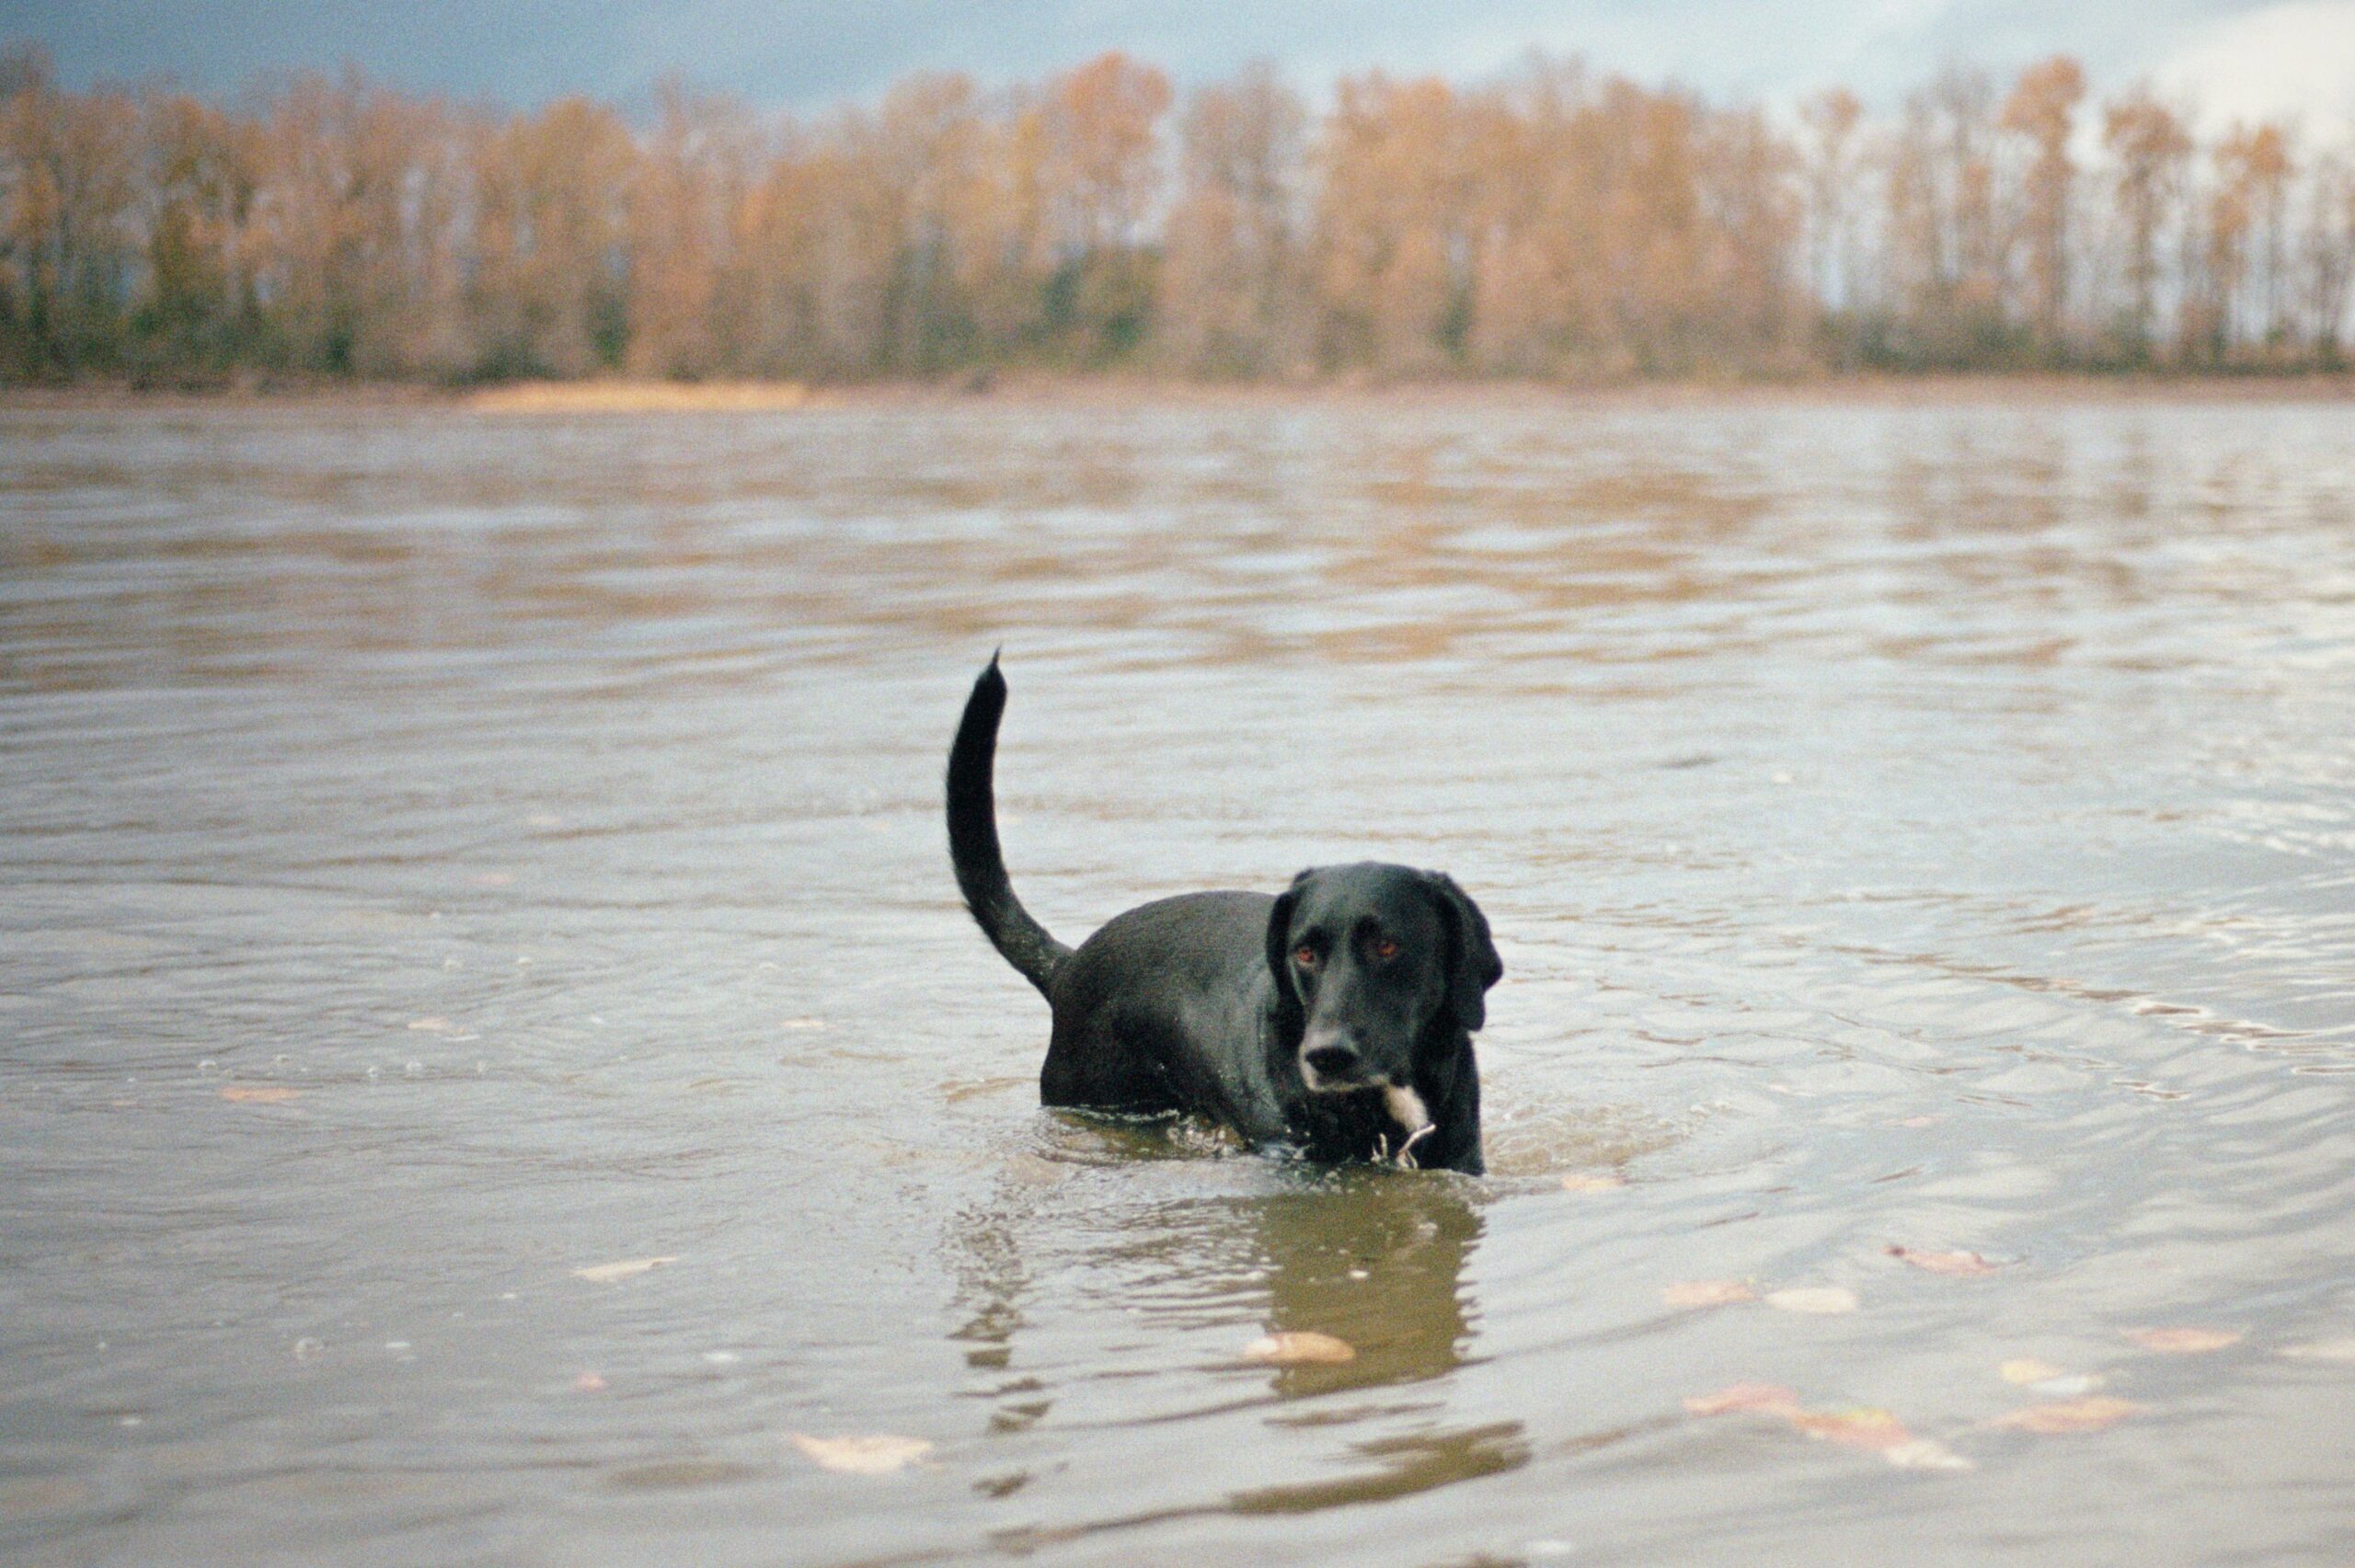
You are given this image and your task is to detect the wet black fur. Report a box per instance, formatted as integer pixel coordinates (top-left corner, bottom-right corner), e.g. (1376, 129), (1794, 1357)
(946, 656), (1499, 1174)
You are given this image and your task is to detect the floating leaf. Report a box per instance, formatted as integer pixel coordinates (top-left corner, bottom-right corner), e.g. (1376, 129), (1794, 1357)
(2126, 1327), (2241, 1355)
(220, 1085), (299, 1104)
(574, 1372), (608, 1391)
(1561, 1173), (1627, 1193)
(408, 1016), (455, 1034)
(571, 1256), (679, 1284)
(1684, 1382), (1799, 1417)
(2031, 1373), (2103, 1397)
(1765, 1286), (1859, 1315)
(1996, 1395), (2142, 1434)
(1999, 1358), (2105, 1395)
(790, 1433), (932, 1474)
(780, 1018), (828, 1032)
(1242, 1331), (1356, 1366)
(2280, 1336), (2355, 1362)
(1888, 1246), (1997, 1276)
(1664, 1279), (1755, 1308)
(1791, 1405), (1911, 1450)
(1885, 1437), (1976, 1471)
(1687, 1386), (1970, 1469)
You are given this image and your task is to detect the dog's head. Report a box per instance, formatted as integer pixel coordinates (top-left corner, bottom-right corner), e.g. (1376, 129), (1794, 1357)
(1266, 863), (1502, 1093)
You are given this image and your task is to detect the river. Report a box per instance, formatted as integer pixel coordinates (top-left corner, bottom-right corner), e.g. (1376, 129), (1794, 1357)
(3, 390), (2351, 1564)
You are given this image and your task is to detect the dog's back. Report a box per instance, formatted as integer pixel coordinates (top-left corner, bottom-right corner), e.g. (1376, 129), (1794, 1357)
(1040, 892), (1281, 1127)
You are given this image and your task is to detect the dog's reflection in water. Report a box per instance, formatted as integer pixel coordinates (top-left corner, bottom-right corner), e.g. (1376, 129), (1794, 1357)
(949, 1115), (1485, 1393)
(948, 1151), (1524, 1523)
(1243, 1171), (1482, 1396)
(1227, 1176), (1529, 1513)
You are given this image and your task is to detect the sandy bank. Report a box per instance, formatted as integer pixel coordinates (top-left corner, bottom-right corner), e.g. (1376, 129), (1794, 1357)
(6, 371), (2354, 415)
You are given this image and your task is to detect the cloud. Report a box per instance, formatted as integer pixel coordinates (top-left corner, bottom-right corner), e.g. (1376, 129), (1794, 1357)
(2154, 0), (2355, 132)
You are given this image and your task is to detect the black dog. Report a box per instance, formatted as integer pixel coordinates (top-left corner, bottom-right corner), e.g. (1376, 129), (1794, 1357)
(946, 657), (1499, 1173)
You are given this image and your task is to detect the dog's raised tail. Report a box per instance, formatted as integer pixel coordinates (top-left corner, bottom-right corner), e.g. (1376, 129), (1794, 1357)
(947, 655), (1071, 998)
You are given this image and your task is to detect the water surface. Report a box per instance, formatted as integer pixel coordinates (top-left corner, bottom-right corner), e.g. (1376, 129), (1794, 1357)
(3, 392), (2353, 1565)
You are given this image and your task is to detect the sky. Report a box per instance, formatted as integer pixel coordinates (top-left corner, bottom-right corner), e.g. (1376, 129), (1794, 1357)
(7, 0), (2355, 131)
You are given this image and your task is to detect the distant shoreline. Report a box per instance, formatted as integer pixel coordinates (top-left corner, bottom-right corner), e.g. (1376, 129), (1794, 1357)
(6, 372), (2355, 415)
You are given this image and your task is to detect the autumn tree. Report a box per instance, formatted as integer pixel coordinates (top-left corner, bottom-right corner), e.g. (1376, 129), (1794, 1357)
(134, 92), (268, 374)
(468, 95), (634, 377)
(1695, 103), (1802, 366)
(1160, 63), (1308, 376)
(1798, 86), (1864, 315)
(1881, 66), (2008, 363)
(2238, 123), (2293, 349)
(1040, 52), (1169, 358)
(726, 126), (832, 375)
(0, 48), (141, 373)
(1313, 72), (1468, 374)
(949, 89), (1056, 356)
(2102, 88), (2193, 363)
(879, 72), (994, 370)
(626, 84), (757, 379)
(1461, 56), (1603, 377)
(2188, 125), (2262, 361)
(2303, 149), (2355, 363)
(2000, 55), (2085, 355)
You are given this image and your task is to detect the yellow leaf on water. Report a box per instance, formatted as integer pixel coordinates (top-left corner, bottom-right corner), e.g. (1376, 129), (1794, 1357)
(1765, 1287), (1859, 1315)
(2126, 1326), (2242, 1354)
(2000, 1358), (2066, 1384)
(220, 1085), (299, 1104)
(571, 1256), (679, 1284)
(573, 1372), (607, 1391)
(1888, 1246), (1998, 1276)
(1996, 1395), (2142, 1434)
(1687, 1387), (1971, 1469)
(2029, 1373), (2103, 1397)
(1664, 1279), (1756, 1308)
(1561, 1172), (1627, 1192)
(790, 1433), (933, 1474)
(1885, 1437), (1976, 1471)
(1683, 1382), (1799, 1417)
(1790, 1405), (1912, 1450)
(1242, 1331), (1356, 1366)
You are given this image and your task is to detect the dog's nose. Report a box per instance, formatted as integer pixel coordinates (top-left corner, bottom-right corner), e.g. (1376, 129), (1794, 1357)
(1303, 1043), (1361, 1082)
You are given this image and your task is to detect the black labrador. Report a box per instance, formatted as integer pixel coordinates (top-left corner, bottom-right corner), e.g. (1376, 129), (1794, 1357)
(946, 656), (1499, 1173)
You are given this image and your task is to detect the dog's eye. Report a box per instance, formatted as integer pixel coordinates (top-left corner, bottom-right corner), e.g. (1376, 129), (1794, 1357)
(1370, 937), (1401, 961)
(1293, 944), (1319, 968)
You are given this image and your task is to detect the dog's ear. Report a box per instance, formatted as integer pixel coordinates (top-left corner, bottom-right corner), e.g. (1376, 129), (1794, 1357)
(1423, 872), (1502, 1032)
(1265, 868), (1315, 996)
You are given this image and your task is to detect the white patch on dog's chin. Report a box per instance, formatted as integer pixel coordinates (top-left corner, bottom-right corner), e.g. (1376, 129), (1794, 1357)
(1382, 1082), (1430, 1136)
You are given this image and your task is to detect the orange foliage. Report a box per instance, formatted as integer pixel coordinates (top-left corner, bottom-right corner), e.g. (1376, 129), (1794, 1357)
(5, 40), (2355, 383)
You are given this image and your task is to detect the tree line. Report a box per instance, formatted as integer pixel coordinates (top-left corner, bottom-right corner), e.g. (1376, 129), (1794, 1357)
(5, 40), (2353, 384)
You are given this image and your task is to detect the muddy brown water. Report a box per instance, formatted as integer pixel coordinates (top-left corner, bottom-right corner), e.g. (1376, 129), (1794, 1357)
(2, 394), (2352, 1565)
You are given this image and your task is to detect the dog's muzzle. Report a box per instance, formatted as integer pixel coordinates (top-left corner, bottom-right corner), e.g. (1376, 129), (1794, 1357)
(1300, 1047), (1362, 1091)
